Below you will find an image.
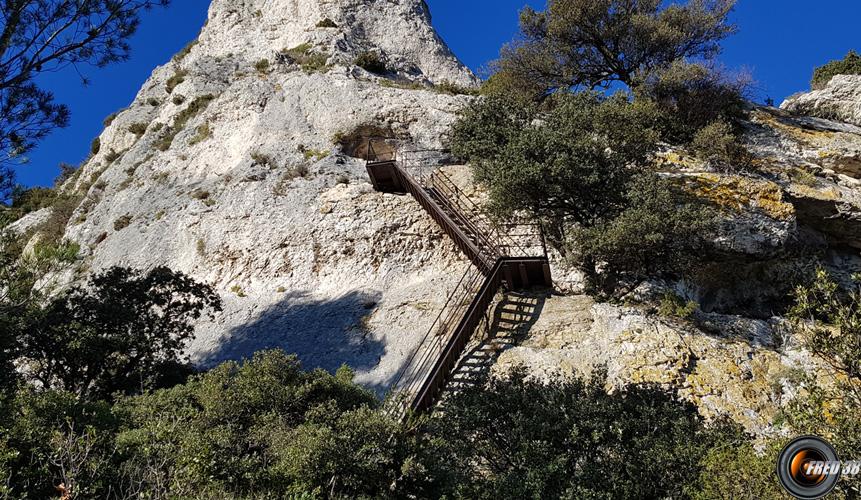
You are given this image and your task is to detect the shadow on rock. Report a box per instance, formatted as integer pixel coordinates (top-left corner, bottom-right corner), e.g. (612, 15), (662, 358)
(199, 289), (385, 377)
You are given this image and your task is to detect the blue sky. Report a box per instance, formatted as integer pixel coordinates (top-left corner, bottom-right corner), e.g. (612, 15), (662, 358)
(13, 0), (861, 188)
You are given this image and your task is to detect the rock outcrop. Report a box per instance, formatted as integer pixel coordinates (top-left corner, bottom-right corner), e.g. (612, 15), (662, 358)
(782, 75), (861, 127)
(23, 0), (480, 391)
(11, 0), (861, 434)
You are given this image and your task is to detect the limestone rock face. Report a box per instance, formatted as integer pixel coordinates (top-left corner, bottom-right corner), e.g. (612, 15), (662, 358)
(28, 0), (478, 391)
(12, 0), (861, 427)
(782, 75), (861, 127)
(746, 108), (861, 250)
(492, 295), (824, 436)
(203, 0), (478, 87)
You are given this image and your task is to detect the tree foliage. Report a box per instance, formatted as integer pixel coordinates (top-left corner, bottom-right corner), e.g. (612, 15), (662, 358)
(19, 266), (221, 400)
(575, 174), (714, 293)
(811, 50), (861, 89)
(0, 230), (79, 393)
(633, 60), (749, 144)
(429, 369), (739, 499)
(0, 353), (757, 499)
(451, 91), (660, 228)
(496, 0), (737, 98)
(0, 0), (170, 172)
(784, 268), (861, 495)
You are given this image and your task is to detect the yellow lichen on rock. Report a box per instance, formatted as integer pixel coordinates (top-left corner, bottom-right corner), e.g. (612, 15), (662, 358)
(789, 183), (843, 201)
(681, 173), (795, 221)
(656, 150), (705, 170)
(752, 109), (835, 146)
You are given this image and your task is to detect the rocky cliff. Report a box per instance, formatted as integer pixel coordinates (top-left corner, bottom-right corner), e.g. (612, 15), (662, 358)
(492, 88), (861, 436)
(11, 0), (861, 435)
(13, 0), (483, 392)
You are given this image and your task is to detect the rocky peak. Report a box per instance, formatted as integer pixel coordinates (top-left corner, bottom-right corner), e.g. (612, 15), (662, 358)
(196, 0), (477, 87)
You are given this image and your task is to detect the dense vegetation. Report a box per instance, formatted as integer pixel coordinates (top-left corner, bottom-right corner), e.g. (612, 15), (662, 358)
(450, 0), (755, 295)
(811, 50), (861, 89)
(3, 0), (861, 498)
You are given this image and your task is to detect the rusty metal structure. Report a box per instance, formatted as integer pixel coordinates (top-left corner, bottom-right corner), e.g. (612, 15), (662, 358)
(364, 139), (552, 415)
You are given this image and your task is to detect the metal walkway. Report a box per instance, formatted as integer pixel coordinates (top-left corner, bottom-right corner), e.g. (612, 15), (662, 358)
(364, 141), (552, 415)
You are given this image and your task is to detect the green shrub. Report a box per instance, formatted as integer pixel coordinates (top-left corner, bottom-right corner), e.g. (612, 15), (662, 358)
(171, 94), (186, 105)
(690, 120), (751, 171)
(188, 122), (212, 145)
(102, 112), (119, 127)
(128, 122), (149, 136)
(790, 167), (818, 186)
(434, 80), (478, 96)
(146, 97), (160, 107)
(281, 43), (330, 73)
(90, 137), (101, 156)
(154, 94), (215, 151)
(174, 38), (199, 62)
(302, 147), (329, 162)
(689, 440), (787, 499)
(254, 58), (270, 73)
(812, 50), (861, 89)
(10, 187), (56, 216)
(113, 215), (132, 231)
(165, 68), (189, 94)
(432, 369), (741, 499)
(354, 51), (387, 74)
(574, 174), (715, 295)
(35, 194), (84, 246)
(379, 79), (427, 91)
(250, 151), (274, 167)
(316, 18), (338, 28)
(104, 149), (121, 162)
(189, 189), (209, 200)
(336, 174), (349, 185)
(781, 268), (861, 495)
(658, 291), (699, 320)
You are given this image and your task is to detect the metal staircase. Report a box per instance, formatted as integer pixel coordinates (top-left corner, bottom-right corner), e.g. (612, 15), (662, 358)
(364, 140), (552, 416)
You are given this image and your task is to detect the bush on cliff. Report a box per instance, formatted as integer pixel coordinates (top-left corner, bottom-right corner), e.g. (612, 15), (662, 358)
(812, 50), (861, 89)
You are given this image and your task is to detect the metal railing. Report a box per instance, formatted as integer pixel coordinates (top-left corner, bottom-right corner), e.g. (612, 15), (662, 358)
(387, 263), (486, 416)
(365, 138), (551, 417)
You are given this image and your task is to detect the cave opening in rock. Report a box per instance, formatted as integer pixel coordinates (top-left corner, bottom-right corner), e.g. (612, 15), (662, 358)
(336, 124), (405, 161)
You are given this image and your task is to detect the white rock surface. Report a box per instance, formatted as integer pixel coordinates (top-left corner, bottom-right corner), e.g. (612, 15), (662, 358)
(782, 75), (861, 127)
(45, 0), (478, 393)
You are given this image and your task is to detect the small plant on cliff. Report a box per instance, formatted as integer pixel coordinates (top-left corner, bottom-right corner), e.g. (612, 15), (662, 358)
(254, 59), (270, 74)
(812, 50), (861, 89)
(434, 80), (478, 96)
(128, 122), (149, 136)
(316, 18), (338, 28)
(154, 94), (215, 151)
(189, 122), (212, 145)
(174, 38), (199, 63)
(102, 112), (119, 127)
(658, 291), (699, 320)
(113, 215), (132, 231)
(165, 68), (189, 94)
(354, 51), (387, 74)
(281, 43), (330, 73)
